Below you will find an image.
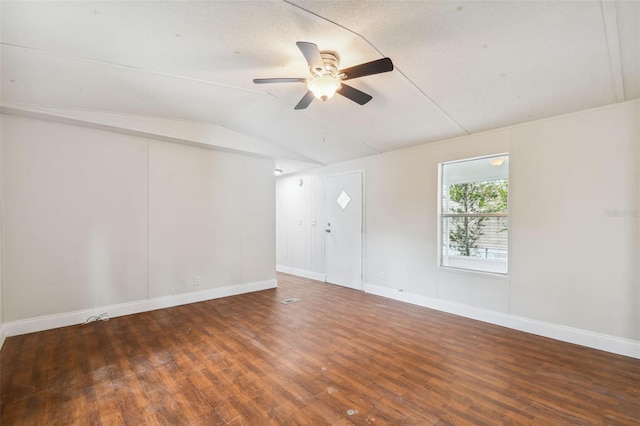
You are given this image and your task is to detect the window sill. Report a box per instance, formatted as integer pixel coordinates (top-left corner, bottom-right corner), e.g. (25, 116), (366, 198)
(438, 265), (511, 281)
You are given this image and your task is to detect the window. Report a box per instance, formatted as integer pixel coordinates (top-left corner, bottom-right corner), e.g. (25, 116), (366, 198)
(440, 154), (509, 274)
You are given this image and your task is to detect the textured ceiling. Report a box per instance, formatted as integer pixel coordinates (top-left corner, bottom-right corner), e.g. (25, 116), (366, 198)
(1, 1), (638, 174)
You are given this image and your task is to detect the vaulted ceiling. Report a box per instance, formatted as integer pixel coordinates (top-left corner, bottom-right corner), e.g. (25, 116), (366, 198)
(1, 1), (638, 174)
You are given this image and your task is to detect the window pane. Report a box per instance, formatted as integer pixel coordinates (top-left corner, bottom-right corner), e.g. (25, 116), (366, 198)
(442, 216), (508, 273)
(442, 155), (508, 186)
(443, 180), (508, 215)
(442, 216), (508, 258)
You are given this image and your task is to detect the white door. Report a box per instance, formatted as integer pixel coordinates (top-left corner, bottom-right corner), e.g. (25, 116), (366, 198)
(324, 171), (362, 290)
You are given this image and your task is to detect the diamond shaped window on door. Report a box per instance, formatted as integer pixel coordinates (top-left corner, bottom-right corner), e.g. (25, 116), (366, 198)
(337, 190), (351, 210)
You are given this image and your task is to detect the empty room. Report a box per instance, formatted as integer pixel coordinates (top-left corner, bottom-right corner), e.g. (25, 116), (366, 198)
(1, 1), (639, 424)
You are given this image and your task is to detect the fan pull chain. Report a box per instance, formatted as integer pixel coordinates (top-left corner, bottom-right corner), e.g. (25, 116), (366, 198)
(323, 101), (328, 143)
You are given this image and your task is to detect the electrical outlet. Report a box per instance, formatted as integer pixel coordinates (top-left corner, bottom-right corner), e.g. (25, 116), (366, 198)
(193, 276), (200, 286)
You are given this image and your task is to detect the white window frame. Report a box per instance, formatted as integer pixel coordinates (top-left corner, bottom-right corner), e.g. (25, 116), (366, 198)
(438, 154), (509, 275)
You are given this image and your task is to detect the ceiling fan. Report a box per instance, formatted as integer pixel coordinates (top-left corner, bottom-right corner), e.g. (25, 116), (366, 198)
(253, 41), (394, 110)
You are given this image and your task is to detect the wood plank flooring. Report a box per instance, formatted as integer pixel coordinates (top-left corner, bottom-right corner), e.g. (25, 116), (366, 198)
(1, 272), (639, 425)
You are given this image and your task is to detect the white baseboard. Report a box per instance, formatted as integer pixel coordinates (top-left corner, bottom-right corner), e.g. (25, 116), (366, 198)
(0, 324), (6, 351)
(276, 265), (326, 282)
(4, 279), (277, 337)
(364, 283), (640, 360)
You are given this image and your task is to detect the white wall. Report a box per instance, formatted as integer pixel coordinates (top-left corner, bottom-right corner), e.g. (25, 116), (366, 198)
(2, 115), (275, 325)
(276, 173), (325, 279)
(148, 140), (275, 295)
(0, 115), (4, 346)
(276, 101), (639, 355)
(509, 104), (638, 338)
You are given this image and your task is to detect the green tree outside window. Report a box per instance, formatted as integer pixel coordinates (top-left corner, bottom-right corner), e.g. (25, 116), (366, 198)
(447, 180), (508, 257)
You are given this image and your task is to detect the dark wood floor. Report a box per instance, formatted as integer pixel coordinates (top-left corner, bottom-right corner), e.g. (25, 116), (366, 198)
(1, 273), (639, 425)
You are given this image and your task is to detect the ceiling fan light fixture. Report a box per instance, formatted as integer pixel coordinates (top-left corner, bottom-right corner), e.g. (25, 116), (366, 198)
(307, 75), (342, 101)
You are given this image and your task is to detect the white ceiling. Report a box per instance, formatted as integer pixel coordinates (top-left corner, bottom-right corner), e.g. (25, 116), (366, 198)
(1, 1), (638, 174)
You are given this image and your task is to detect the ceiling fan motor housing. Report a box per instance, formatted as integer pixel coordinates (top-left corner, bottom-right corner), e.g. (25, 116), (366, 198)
(315, 51), (340, 77)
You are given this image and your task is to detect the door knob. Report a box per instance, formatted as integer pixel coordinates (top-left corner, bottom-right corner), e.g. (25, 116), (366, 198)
(325, 229), (331, 233)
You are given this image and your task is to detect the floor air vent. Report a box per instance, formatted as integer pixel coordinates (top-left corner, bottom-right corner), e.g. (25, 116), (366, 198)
(280, 298), (302, 305)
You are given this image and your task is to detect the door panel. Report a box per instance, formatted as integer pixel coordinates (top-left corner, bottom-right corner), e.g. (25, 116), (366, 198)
(325, 172), (362, 290)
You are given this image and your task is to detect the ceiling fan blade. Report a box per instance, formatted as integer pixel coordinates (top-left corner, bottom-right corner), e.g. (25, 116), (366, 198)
(253, 78), (307, 84)
(294, 91), (315, 110)
(296, 41), (325, 73)
(340, 57), (394, 81)
(337, 83), (372, 105)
